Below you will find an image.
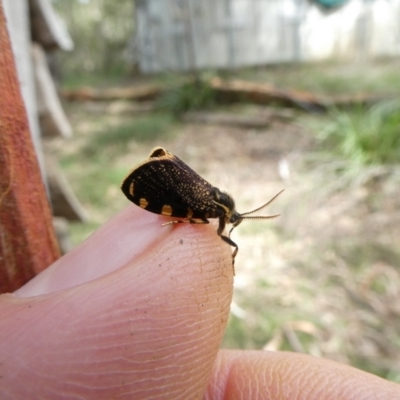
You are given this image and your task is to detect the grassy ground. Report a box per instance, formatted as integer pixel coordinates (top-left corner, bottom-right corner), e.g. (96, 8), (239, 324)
(49, 59), (400, 382)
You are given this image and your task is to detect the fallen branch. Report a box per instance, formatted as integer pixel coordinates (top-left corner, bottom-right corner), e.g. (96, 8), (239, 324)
(209, 77), (391, 111)
(209, 77), (327, 111)
(60, 79), (392, 111)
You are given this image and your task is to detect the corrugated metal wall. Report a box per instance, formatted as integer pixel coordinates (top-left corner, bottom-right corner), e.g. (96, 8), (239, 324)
(135, 0), (400, 73)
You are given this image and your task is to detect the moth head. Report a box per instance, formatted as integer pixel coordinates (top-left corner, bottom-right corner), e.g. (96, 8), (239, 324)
(229, 211), (243, 227)
(211, 188), (236, 219)
(212, 188), (284, 236)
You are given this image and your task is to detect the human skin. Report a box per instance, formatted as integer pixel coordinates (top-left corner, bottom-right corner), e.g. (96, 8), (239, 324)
(0, 206), (399, 399)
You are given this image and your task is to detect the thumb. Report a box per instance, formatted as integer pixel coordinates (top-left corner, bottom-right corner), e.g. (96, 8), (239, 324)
(205, 350), (400, 399)
(0, 205), (233, 399)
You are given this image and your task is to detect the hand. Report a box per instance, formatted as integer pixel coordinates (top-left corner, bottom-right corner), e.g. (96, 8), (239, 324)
(0, 206), (398, 399)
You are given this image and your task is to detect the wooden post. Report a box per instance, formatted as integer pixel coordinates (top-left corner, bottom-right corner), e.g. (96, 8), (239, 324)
(0, 2), (60, 293)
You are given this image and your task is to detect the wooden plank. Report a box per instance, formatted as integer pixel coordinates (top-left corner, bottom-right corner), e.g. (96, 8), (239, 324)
(33, 43), (73, 138)
(135, 0), (400, 73)
(46, 158), (88, 222)
(28, 0), (73, 51)
(0, 4), (60, 294)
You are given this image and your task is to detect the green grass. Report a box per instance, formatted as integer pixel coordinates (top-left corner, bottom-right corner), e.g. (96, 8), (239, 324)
(156, 78), (216, 116)
(92, 113), (175, 148)
(61, 68), (131, 89)
(319, 100), (400, 166)
(74, 165), (126, 207)
(223, 290), (322, 352)
(224, 309), (281, 350)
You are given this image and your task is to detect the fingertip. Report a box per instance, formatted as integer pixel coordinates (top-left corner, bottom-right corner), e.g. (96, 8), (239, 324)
(13, 206), (173, 296)
(0, 206), (235, 398)
(14, 205), (234, 297)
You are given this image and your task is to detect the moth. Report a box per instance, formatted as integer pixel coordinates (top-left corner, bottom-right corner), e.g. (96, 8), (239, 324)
(121, 147), (283, 265)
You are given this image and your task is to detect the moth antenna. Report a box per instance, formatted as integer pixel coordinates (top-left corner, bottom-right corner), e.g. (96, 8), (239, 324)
(240, 189), (284, 217)
(228, 214), (280, 236)
(241, 214), (280, 220)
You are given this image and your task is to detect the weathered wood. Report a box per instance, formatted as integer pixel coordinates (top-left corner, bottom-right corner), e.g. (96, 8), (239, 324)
(46, 159), (88, 222)
(53, 217), (73, 255)
(0, 4), (60, 294)
(210, 77), (327, 111)
(28, 0), (73, 51)
(61, 85), (162, 102)
(61, 78), (391, 111)
(33, 43), (73, 138)
(209, 77), (391, 111)
(135, 0), (400, 73)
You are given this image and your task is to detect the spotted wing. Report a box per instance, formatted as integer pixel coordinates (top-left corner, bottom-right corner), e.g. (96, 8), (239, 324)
(121, 150), (222, 219)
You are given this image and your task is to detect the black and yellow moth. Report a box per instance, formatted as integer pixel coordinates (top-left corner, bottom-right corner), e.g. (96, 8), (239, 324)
(121, 147), (282, 265)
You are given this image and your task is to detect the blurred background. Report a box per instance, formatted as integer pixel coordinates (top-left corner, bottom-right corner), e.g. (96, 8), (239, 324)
(4, 0), (400, 382)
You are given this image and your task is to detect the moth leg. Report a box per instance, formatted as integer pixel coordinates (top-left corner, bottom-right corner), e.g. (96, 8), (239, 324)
(220, 235), (237, 275)
(162, 218), (209, 226)
(217, 217), (236, 274)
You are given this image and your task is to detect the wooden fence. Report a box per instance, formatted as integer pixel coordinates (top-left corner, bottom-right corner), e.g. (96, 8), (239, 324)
(135, 0), (400, 73)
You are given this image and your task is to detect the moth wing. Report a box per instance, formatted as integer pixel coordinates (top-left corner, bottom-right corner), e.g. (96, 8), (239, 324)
(121, 155), (220, 218)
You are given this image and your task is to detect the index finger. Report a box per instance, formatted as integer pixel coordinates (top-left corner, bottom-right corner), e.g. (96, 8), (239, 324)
(1, 205), (234, 399)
